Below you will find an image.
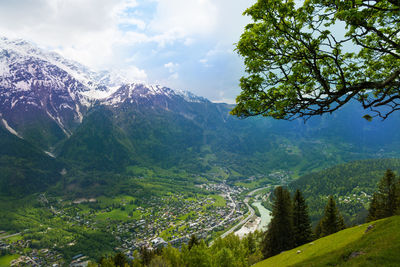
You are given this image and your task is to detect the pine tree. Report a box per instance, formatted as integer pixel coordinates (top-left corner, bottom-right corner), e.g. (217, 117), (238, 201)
(318, 195), (345, 237)
(292, 189), (313, 246)
(397, 178), (400, 214)
(379, 169), (397, 217)
(262, 186), (294, 258)
(367, 169), (399, 221)
(140, 246), (154, 266)
(188, 234), (199, 250)
(366, 192), (379, 222)
(113, 253), (128, 267)
(314, 221), (322, 239)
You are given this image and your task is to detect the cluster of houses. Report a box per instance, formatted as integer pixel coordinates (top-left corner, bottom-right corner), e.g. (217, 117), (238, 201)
(1, 182), (249, 266)
(69, 254), (89, 267)
(339, 190), (371, 204)
(110, 194), (225, 250)
(1, 229), (65, 266)
(268, 171), (291, 185)
(0, 239), (10, 252)
(110, 183), (247, 258)
(5, 246), (64, 266)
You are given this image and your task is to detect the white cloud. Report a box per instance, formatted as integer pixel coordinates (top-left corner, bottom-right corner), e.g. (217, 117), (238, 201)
(150, 0), (253, 47)
(184, 38), (195, 46)
(164, 62), (179, 81)
(150, 0), (218, 37)
(169, 73), (179, 80)
(118, 18), (147, 31)
(0, 0), (142, 69)
(0, 0), (255, 102)
(212, 91), (236, 104)
(164, 62), (179, 73)
(199, 58), (212, 68)
(119, 65), (148, 81)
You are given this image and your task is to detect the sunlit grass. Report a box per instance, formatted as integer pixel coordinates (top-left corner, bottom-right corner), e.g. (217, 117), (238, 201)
(256, 216), (400, 267)
(0, 254), (19, 267)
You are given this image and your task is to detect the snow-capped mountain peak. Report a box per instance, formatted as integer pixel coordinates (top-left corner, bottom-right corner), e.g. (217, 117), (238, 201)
(0, 36), (207, 103)
(103, 82), (207, 107)
(0, 36), (209, 146)
(0, 36), (107, 92)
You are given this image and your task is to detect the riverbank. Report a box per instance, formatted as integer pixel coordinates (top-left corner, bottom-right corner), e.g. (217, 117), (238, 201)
(253, 201), (271, 231)
(234, 216), (261, 238)
(234, 187), (272, 237)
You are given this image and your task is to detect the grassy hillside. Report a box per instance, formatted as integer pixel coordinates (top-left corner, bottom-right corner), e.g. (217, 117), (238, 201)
(255, 215), (400, 267)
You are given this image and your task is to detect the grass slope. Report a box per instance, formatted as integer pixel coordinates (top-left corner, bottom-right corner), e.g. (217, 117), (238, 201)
(0, 255), (19, 267)
(255, 215), (400, 267)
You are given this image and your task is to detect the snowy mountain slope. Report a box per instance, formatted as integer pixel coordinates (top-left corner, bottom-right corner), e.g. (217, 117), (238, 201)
(2, 37), (400, 194)
(0, 37), (212, 149)
(103, 83), (207, 108)
(0, 37), (105, 91)
(0, 37), (93, 146)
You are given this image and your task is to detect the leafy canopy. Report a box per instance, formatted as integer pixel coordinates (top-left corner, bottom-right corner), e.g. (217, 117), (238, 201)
(232, 0), (400, 120)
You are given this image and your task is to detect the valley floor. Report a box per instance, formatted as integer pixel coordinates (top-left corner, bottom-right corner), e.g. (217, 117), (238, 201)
(0, 183), (274, 266)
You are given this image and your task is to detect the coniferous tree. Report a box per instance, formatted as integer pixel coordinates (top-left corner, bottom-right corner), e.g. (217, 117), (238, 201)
(366, 192), (379, 222)
(113, 253), (128, 267)
(140, 246), (154, 266)
(292, 189), (313, 246)
(379, 169), (397, 217)
(397, 178), (400, 214)
(314, 221), (322, 239)
(188, 234), (199, 250)
(262, 186), (294, 258)
(367, 169), (399, 221)
(318, 195), (345, 237)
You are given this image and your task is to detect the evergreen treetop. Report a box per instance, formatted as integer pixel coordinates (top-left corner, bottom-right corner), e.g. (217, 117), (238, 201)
(292, 189), (313, 247)
(318, 195), (346, 237)
(262, 186), (294, 258)
(367, 169), (399, 221)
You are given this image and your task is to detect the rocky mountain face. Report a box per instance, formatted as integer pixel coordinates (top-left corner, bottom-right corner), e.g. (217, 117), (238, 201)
(0, 37), (211, 151)
(0, 37), (93, 148)
(1, 36), (400, 196)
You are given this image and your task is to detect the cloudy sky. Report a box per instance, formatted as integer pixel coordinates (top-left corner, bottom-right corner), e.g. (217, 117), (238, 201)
(0, 0), (255, 103)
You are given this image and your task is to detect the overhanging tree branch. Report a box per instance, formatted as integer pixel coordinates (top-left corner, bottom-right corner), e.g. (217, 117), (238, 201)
(232, 0), (400, 121)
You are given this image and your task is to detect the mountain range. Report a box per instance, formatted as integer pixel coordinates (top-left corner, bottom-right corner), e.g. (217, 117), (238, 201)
(1, 36), (400, 197)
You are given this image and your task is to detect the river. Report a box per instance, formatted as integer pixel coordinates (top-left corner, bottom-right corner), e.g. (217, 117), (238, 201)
(253, 201), (271, 231)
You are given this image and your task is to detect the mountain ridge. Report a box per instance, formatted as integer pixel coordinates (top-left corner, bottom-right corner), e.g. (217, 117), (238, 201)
(2, 37), (400, 197)
(0, 36), (210, 150)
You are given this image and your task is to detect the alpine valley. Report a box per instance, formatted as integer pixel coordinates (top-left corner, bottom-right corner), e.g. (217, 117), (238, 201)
(1, 37), (400, 266)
